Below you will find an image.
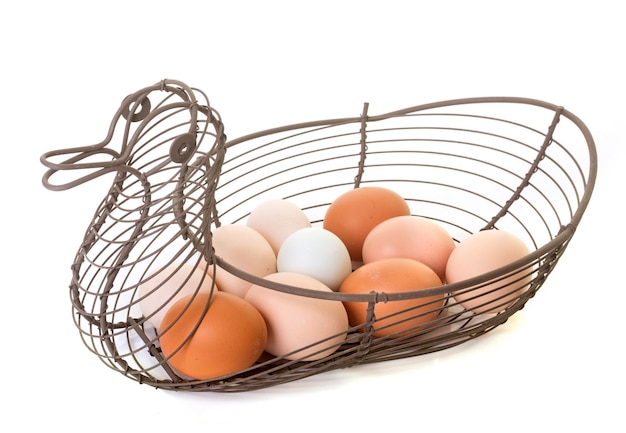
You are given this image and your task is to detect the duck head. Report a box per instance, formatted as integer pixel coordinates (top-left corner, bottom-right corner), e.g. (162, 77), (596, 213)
(41, 79), (226, 192)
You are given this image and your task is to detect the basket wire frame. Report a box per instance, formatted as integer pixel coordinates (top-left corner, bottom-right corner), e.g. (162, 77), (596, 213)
(41, 80), (597, 392)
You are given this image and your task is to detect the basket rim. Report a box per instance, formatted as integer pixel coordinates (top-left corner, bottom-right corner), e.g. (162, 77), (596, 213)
(218, 96), (597, 303)
(225, 96), (597, 226)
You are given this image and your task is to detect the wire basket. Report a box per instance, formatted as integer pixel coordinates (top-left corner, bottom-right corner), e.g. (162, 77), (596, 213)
(41, 79), (597, 392)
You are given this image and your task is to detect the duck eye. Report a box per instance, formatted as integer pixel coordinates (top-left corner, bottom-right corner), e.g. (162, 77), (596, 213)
(169, 132), (197, 163)
(122, 95), (151, 122)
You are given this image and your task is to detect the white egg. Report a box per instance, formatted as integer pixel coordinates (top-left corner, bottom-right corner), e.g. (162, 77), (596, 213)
(277, 227), (352, 291)
(113, 323), (172, 381)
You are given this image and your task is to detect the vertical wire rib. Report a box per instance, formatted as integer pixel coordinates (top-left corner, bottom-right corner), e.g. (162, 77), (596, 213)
(483, 106), (564, 230)
(354, 102), (370, 188)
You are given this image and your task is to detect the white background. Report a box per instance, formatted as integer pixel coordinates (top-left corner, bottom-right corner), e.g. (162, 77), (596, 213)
(2, 1), (624, 431)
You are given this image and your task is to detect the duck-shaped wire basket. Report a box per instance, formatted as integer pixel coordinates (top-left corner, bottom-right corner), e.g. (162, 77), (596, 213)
(41, 79), (597, 392)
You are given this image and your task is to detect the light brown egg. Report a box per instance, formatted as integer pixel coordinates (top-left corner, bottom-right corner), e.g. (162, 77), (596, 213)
(362, 215), (455, 281)
(445, 229), (532, 314)
(211, 224), (277, 298)
(244, 272), (349, 361)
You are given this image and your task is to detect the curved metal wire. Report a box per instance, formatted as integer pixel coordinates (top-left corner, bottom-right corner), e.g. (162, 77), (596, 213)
(41, 82), (597, 392)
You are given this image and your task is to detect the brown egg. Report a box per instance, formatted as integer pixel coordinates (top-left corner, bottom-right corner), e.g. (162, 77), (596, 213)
(159, 291), (267, 380)
(244, 272), (349, 361)
(323, 187), (411, 262)
(445, 229), (532, 314)
(339, 257), (444, 338)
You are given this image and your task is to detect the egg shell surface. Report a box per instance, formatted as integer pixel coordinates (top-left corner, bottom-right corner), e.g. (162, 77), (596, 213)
(211, 224), (277, 298)
(445, 229), (532, 314)
(246, 199), (312, 255)
(277, 227), (352, 291)
(338, 257), (444, 338)
(323, 186), (411, 262)
(113, 322), (171, 381)
(362, 215), (455, 281)
(244, 272), (349, 361)
(138, 261), (217, 329)
(159, 291), (268, 380)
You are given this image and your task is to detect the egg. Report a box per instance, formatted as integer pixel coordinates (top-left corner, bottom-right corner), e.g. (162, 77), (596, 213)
(246, 199), (312, 255)
(244, 272), (349, 361)
(159, 291), (268, 380)
(445, 229), (532, 314)
(338, 257), (444, 338)
(138, 261), (217, 329)
(323, 186), (411, 263)
(211, 224), (277, 298)
(113, 322), (171, 381)
(277, 227), (352, 291)
(362, 215), (455, 281)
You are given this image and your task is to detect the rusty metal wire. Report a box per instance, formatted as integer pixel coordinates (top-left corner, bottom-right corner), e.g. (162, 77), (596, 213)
(41, 80), (597, 392)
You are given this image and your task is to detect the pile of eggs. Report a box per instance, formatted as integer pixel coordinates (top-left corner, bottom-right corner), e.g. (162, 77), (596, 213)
(138, 187), (533, 381)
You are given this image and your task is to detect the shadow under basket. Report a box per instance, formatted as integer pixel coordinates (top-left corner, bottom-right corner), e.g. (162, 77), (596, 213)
(40, 79), (597, 392)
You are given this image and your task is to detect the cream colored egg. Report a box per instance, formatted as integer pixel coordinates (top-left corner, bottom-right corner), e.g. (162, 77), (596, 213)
(246, 199), (312, 255)
(244, 272), (348, 361)
(138, 261), (216, 329)
(211, 224), (277, 298)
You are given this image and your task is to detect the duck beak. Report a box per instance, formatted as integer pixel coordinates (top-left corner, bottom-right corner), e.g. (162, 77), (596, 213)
(40, 142), (124, 191)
